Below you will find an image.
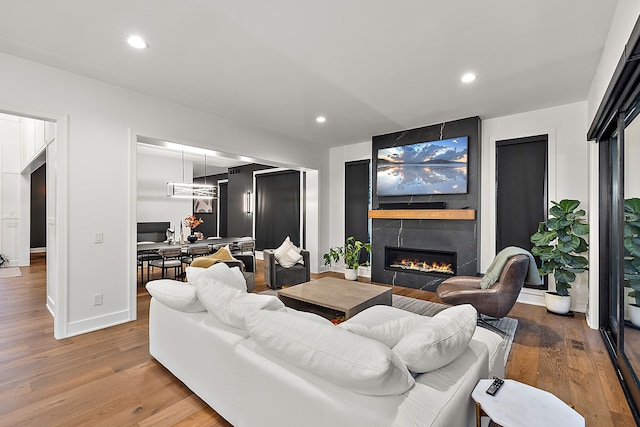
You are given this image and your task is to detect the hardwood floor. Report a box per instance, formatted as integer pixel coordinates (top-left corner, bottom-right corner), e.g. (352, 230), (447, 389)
(0, 254), (635, 426)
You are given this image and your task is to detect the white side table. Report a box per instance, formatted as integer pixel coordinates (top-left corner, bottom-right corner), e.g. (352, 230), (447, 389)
(471, 379), (585, 427)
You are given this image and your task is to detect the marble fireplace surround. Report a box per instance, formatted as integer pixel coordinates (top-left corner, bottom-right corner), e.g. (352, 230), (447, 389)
(370, 116), (481, 292)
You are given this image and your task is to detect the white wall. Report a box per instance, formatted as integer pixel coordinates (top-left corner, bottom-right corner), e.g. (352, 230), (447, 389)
(0, 114), (51, 268)
(327, 141), (371, 276)
(481, 101), (589, 312)
(136, 149), (192, 237)
(0, 115), (21, 266)
(0, 51), (329, 338)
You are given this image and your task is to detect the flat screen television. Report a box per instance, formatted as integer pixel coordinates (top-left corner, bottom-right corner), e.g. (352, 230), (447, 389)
(376, 136), (468, 196)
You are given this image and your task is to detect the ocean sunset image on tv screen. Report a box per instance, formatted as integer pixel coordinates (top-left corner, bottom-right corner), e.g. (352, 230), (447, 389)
(376, 136), (468, 196)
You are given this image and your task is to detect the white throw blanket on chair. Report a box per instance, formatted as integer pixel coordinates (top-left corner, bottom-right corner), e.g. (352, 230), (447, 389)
(480, 246), (542, 289)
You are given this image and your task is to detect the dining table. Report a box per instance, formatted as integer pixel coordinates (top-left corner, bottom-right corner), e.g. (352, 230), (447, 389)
(136, 236), (255, 283)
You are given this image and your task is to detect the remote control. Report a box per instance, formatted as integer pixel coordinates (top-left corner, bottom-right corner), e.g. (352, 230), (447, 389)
(486, 378), (504, 396)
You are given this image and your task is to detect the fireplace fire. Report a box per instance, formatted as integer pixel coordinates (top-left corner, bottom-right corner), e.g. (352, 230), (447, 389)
(385, 247), (456, 277)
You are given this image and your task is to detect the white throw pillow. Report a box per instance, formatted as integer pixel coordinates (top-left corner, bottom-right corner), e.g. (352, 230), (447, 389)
(340, 315), (429, 348)
(393, 304), (477, 373)
(246, 310), (415, 396)
(186, 261), (246, 291)
(273, 236), (303, 268)
(145, 279), (205, 313)
(195, 278), (284, 329)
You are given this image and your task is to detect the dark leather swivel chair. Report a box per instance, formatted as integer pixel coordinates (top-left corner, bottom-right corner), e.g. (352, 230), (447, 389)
(263, 249), (311, 289)
(436, 254), (528, 323)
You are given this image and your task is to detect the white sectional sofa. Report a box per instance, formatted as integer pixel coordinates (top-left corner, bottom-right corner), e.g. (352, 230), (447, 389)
(147, 264), (505, 427)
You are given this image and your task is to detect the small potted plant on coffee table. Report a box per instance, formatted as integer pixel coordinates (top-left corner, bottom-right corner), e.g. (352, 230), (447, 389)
(530, 199), (589, 315)
(323, 236), (371, 281)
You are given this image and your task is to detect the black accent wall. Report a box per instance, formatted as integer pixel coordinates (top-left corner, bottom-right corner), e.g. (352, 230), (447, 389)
(371, 117), (481, 291)
(30, 163), (46, 248)
(227, 164), (272, 237)
(194, 173), (227, 237)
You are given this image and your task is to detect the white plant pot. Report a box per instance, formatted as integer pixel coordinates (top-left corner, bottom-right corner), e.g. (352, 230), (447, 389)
(545, 292), (571, 315)
(629, 304), (640, 328)
(344, 268), (358, 281)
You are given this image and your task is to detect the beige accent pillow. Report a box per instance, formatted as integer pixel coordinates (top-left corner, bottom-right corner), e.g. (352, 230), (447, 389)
(273, 236), (302, 268)
(211, 245), (234, 260)
(190, 245), (234, 268)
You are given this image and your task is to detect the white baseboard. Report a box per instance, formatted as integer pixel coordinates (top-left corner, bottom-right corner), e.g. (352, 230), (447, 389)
(30, 247), (47, 253)
(46, 296), (55, 317)
(66, 310), (131, 338)
(516, 288), (546, 307)
(322, 265), (372, 279)
(516, 288), (586, 313)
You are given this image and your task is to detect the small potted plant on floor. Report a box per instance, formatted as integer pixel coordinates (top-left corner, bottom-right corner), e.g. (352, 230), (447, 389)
(323, 236), (371, 280)
(624, 198), (640, 327)
(530, 199), (589, 315)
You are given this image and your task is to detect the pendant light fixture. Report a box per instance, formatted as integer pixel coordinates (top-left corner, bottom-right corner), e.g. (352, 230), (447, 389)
(167, 151), (217, 199)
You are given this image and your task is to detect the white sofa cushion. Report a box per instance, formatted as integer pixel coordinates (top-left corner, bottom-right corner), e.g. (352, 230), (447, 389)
(145, 279), (205, 312)
(186, 261), (246, 291)
(340, 305), (425, 347)
(246, 309), (415, 396)
(273, 236), (302, 268)
(195, 279), (284, 329)
(393, 304), (477, 373)
(284, 307), (334, 325)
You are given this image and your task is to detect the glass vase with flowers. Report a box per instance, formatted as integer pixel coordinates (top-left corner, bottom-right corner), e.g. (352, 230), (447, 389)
(183, 215), (204, 243)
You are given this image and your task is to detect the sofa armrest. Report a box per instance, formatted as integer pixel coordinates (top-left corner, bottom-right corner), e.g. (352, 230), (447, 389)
(263, 249), (277, 288)
(233, 254), (255, 273)
(221, 259), (246, 272)
(300, 250), (311, 282)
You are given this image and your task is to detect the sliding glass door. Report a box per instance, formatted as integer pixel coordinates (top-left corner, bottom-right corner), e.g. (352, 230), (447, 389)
(589, 16), (640, 421)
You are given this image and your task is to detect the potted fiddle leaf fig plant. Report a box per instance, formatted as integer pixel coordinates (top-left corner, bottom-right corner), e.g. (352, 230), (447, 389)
(624, 198), (640, 327)
(530, 199), (589, 315)
(323, 236), (371, 281)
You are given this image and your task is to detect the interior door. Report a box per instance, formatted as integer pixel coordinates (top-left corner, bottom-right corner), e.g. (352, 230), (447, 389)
(345, 160), (370, 264)
(255, 170), (301, 250)
(496, 135), (548, 289)
(218, 182), (228, 237)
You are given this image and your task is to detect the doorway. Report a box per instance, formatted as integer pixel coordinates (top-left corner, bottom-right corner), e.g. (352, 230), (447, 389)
(30, 163), (46, 250)
(0, 107), (66, 338)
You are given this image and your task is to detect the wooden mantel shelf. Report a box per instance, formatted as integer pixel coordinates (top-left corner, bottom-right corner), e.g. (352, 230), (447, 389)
(368, 209), (476, 220)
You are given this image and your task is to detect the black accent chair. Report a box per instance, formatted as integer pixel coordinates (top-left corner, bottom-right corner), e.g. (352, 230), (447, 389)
(263, 249), (311, 289)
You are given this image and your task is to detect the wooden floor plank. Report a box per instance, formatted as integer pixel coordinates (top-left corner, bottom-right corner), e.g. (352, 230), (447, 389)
(0, 253), (634, 425)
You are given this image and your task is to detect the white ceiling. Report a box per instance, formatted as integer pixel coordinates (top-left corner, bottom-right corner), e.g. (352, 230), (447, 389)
(0, 1), (618, 148)
(136, 136), (254, 177)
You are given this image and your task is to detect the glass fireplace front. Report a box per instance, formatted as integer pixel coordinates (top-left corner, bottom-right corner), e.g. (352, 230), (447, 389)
(384, 246), (456, 277)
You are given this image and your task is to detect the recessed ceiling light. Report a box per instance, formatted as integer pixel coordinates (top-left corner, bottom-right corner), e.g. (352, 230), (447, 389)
(461, 73), (476, 83)
(127, 35), (149, 49)
(316, 116), (326, 123)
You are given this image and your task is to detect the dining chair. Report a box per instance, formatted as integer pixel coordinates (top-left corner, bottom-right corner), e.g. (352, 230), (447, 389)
(149, 247), (184, 279)
(182, 245), (212, 267)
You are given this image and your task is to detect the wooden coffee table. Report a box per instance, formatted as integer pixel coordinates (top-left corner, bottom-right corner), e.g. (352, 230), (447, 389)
(277, 277), (392, 319)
